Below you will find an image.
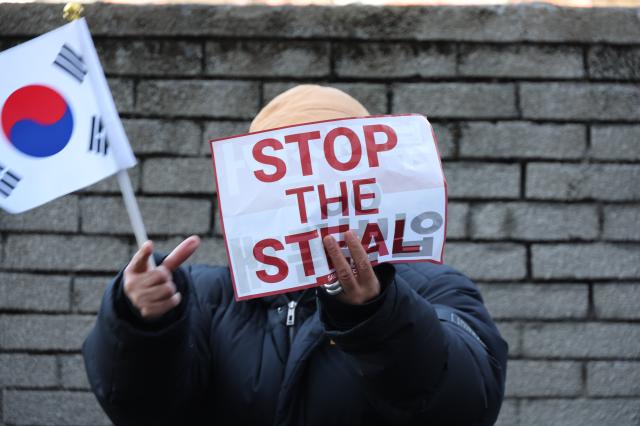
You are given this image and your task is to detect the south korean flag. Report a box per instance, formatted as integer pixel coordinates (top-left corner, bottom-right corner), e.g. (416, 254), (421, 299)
(0, 18), (136, 213)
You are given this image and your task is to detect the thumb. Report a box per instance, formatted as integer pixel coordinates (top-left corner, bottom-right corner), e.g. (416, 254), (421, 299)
(161, 235), (201, 271)
(126, 240), (154, 274)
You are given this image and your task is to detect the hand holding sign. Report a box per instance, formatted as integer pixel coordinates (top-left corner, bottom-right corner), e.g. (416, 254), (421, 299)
(123, 236), (200, 319)
(323, 231), (381, 305)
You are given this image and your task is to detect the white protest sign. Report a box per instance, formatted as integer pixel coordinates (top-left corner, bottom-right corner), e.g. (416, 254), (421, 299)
(211, 114), (447, 300)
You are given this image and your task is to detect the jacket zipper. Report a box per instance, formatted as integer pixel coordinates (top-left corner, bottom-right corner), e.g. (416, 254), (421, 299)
(286, 300), (297, 344)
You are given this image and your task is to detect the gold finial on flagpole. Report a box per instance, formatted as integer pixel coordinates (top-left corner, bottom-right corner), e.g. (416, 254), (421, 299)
(63, 2), (84, 22)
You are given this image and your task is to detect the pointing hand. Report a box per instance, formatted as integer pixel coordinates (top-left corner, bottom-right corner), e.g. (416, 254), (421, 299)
(123, 235), (200, 319)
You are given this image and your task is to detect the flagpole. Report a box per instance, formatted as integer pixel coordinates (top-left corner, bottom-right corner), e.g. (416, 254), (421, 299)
(116, 170), (156, 268)
(63, 3), (155, 269)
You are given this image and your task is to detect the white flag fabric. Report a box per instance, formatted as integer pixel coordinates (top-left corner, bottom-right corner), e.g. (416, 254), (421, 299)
(0, 18), (136, 213)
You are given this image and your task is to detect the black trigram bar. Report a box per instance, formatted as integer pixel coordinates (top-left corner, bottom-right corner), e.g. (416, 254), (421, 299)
(0, 163), (21, 198)
(89, 115), (109, 155)
(53, 43), (87, 83)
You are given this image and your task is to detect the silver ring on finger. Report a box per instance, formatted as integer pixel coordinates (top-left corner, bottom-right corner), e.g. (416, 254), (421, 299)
(323, 282), (343, 296)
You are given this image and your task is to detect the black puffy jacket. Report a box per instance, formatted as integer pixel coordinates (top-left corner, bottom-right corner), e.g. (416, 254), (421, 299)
(83, 259), (508, 426)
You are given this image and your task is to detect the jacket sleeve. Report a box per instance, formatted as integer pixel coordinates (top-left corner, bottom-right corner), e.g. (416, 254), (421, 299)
(318, 264), (508, 426)
(82, 255), (213, 426)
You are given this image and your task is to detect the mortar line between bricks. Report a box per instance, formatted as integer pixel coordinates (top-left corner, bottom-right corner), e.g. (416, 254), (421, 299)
(514, 82), (523, 119)
(137, 152), (640, 165)
(4, 232), (640, 244)
(35, 33), (640, 47)
(74, 194), (640, 203)
(450, 122), (461, 159)
(2, 312), (639, 324)
(0, 349), (84, 356)
(54, 355), (62, 389)
(119, 74), (640, 84)
(69, 276), (76, 314)
(1, 386), (94, 394)
(493, 318), (640, 324)
(596, 204), (605, 240)
(476, 281), (638, 285)
(200, 39), (206, 74)
(519, 162), (526, 199)
(464, 200), (473, 239)
(515, 322), (524, 363)
(583, 44), (591, 80)
(127, 154), (640, 165)
(585, 123), (594, 163)
(0, 312), (96, 318)
(209, 199), (217, 236)
(447, 199), (640, 205)
(500, 396), (640, 402)
(0, 390), (600, 399)
(524, 244), (532, 281)
(77, 193), (217, 200)
(76, 196), (83, 237)
(580, 360), (588, 397)
(585, 122), (593, 158)
(5, 232), (640, 243)
(134, 152), (214, 159)
(587, 282), (596, 320)
(86, 35), (640, 47)
(446, 278), (640, 284)
(0, 351), (82, 357)
(0, 387), (554, 399)
(6, 273), (637, 285)
(0, 308), (91, 316)
(453, 42), (461, 76)
(121, 115), (588, 126)
(328, 41), (336, 80)
(1, 349), (637, 362)
(507, 356), (640, 362)
(137, 156), (640, 164)
(0, 233), (6, 265)
(0, 268), (123, 276)
(132, 78), (139, 113)
(110, 75), (640, 84)
(495, 318), (640, 323)
(0, 229), (226, 239)
(506, 359), (640, 365)
(118, 113), (640, 125)
(258, 81), (265, 109)
(0, 308), (99, 315)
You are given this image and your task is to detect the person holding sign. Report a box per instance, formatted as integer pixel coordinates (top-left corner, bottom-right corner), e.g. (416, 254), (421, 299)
(83, 85), (508, 425)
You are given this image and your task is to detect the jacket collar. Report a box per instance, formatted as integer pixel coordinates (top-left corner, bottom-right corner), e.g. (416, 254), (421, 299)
(258, 287), (318, 310)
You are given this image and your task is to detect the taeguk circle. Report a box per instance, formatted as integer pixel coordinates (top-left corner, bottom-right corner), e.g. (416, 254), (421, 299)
(1, 84), (74, 158)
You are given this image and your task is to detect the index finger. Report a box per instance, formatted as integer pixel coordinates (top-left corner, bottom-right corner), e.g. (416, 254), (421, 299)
(344, 231), (377, 284)
(323, 235), (358, 293)
(161, 235), (201, 271)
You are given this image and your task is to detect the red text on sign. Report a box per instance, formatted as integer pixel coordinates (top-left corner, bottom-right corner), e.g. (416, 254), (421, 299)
(252, 211), (441, 284)
(285, 178), (379, 224)
(252, 124), (397, 182)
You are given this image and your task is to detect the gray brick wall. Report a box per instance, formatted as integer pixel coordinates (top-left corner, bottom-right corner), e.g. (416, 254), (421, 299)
(0, 3), (639, 425)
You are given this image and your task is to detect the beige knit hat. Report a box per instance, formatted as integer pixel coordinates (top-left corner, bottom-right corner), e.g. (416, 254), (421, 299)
(249, 85), (369, 133)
